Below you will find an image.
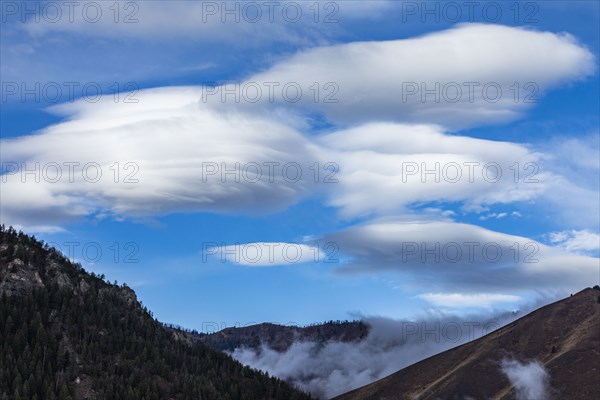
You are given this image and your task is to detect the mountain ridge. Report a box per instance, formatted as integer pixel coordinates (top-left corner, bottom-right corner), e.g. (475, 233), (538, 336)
(194, 321), (369, 353)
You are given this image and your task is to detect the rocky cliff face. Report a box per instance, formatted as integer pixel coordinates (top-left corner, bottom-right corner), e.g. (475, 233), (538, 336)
(0, 257), (45, 295)
(0, 241), (134, 301)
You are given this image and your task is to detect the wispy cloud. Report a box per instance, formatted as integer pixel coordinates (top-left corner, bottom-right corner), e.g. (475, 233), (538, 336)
(417, 293), (521, 308)
(548, 229), (600, 256)
(500, 359), (551, 400)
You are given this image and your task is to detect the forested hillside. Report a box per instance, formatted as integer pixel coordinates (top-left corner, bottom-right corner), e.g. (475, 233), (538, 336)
(0, 225), (312, 400)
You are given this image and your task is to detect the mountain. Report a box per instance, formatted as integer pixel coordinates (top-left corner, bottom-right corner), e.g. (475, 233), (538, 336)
(0, 226), (313, 400)
(335, 287), (600, 400)
(197, 321), (369, 353)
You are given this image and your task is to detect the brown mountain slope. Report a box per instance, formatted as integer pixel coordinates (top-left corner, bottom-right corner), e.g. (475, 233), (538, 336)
(335, 287), (600, 400)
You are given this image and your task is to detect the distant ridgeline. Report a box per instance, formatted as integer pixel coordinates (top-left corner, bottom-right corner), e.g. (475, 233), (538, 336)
(0, 225), (313, 400)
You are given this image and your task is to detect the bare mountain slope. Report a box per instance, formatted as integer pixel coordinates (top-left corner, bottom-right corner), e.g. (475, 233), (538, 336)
(335, 287), (600, 400)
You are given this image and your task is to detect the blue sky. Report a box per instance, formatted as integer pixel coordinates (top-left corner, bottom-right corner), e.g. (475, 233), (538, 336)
(1, 1), (599, 331)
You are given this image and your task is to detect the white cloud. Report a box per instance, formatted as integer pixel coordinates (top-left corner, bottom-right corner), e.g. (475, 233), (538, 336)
(18, 1), (394, 46)
(319, 122), (552, 218)
(417, 293), (521, 308)
(9, 224), (66, 234)
(1, 25), (596, 233)
(548, 230), (600, 255)
(479, 212), (511, 221)
(0, 93), (593, 232)
(22, 1), (321, 43)
(0, 86), (327, 227)
(1, 1), (396, 85)
(206, 242), (323, 267)
(534, 135), (599, 228)
(324, 219), (599, 293)
(500, 359), (551, 400)
(249, 24), (595, 128)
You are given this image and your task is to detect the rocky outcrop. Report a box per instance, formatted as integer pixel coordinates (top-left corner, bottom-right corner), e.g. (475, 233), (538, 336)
(0, 258), (45, 295)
